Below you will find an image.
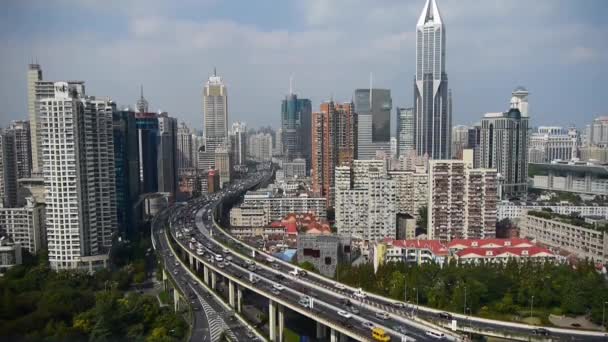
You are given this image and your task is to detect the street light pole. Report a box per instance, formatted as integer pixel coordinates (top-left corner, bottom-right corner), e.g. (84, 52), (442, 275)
(530, 295), (535, 322)
(464, 285), (467, 315)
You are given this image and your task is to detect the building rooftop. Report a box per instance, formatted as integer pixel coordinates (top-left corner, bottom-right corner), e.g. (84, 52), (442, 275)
(448, 238), (534, 250)
(528, 210), (608, 232)
(456, 246), (553, 259)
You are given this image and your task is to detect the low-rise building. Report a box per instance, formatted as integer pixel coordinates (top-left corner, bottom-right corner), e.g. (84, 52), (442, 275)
(453, 246), (555, 264)
(530, 161), (608, 196)
(497, 202), (608, 220)
(519, 210), (608, 263)
(379, 239), (448, 265)
(241, 190), (326, 222)
(230, 224), (286, 240)
(229, 205), (269, 228)
(282, 158), (307, 178)
(296, 234), (352, 277)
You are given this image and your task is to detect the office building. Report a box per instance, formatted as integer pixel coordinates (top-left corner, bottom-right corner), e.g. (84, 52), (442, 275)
(479, 108), (529, 199)
(282, 158), (307, 179)
(335, 161), (396, 242)
(281, 89), (312, 161)
(230, 121), (247, 166)
(202, 69), (228, 162)
(8, 121), (32, 180)
(530, 160), (608, 196)
(510, 86), (529, 117)
(248, 132), (273, 162)
(586, 117), (608, 146)
(135, 112), (160, 193)
(528, 126), (578, 163)
(177, 122), (194, 174)
(113, 109), (140, 237)
(157, 113), (178, 197)
(396, 107), (415, 157)
(0, 130), (18, 208)
(520, 211), (608, 263)
(580, 145), (608, 163)
(355, 89), (391, 160)
(414, 0), (452, 159)
(40, 82), (117, 271)
(214, 144), (232, 187)
(428, 160), (497, 241)
(0, 198), (45, 254)
(451, 125), (470, 159)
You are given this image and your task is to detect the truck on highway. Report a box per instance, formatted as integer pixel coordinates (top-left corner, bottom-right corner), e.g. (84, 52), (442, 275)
(371, 327), (390, 341)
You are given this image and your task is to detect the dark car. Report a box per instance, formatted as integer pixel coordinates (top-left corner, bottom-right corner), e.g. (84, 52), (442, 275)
(275, 274), (285, 281)
(532, 328), (550, 336)
(439, 312), (453, 320)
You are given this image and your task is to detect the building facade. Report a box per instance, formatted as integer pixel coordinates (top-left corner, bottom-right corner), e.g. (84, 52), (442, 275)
(240, 190), (327, 222)
(281, 91), (312, 161)
(40, 82), (117, 271)
(479, 108), (529, 199)
(229, 121), (247, 166)
(530, 161), (608, 196)
(428, 160), (497, 241)
(355, 89), (391, 160)
(202, 70), (228, 168)
(157, 113), (178, 197)
(0, 130), (18, 208)
(0, 198), (45, 254)
(414, 0), (451, 159)
(8, 120), (32, 180)
(177, 122), (194, 174)
(396, 107), (415, 157)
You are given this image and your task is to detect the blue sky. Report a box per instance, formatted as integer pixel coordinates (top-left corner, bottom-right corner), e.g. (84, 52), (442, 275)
(1, 0), (607, 132)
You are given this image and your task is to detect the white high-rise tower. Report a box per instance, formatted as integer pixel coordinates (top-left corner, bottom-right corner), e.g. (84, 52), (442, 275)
(414, 0), (451, 159)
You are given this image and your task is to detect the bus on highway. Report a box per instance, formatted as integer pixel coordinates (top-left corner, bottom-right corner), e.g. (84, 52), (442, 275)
(372, 327), (390, 342)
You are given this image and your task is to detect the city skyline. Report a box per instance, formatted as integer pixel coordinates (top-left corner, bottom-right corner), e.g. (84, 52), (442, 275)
(1, 1), (606, 130)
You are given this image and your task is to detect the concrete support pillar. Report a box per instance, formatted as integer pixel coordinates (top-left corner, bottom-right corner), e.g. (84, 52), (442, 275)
(237, 286), (243, 313)
(189, 253), (194, 268)
(173, 289), (180, 312)
(211, 271), (217, 290)
(269, 300), (277, 342)
(339, 331), (348, 342)
(162, 269), (169, 291)
(228, 280), (236, 307)
(203, 265), (209, 284)
(316, 322), (326, 339)
(278, 304), (285, 342)
(330, 328), (337, 342)
(195, 259), (200, 272)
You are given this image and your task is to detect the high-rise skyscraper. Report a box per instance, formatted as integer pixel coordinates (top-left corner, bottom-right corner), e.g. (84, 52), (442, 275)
(157, 113), (178, 197)
(355, 88), (392, 159)
(8, 121), (32, 180)
(201, 70), (228, 173)
(229, 121), (247, 166)
(414, 0), (451, 159)
(135, 112), (160, 193)
(510, 86), (529, 117)
(248, 132), (273, 162)
(0, 129), (18, 208)
(480, 108), (529, 199)
(40, 82), (117, 271)
(27, 64), (42, 176)
(136, 85), (149, 114)
(177, 122), (194, 174)
(396, 107), (415, 157)
(281, 87), (312, 161)
(113, 109), (140, 237)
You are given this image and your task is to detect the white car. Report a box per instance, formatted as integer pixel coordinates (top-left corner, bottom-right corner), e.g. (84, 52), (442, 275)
(334, 283), (346, 290)
(214, 254), (224, 262)
(425, 331), (445, 339)
(245, 259), (254, 265)
(273, 284), (285, 291)
(337, 310), (352, 319)
(226, 255), (233, 261)
(353, 290), (367, 299)
(196, 248), (204, 256)
(375, 311), (390, 320)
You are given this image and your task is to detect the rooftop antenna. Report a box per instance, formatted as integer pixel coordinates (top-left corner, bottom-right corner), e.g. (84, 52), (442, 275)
(289, 74), (294, 95)
(369, 72), (373, 109)
(140, 84), (144, 98)
(213, 67), (217, 77)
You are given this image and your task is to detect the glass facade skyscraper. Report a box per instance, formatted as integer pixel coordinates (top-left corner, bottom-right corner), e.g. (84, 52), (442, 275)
(414, 0), (451, 159)
(281, 93), (312, 163)
(354, 88), (392, 159)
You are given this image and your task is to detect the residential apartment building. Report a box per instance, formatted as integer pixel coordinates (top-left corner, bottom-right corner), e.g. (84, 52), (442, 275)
(239, 190), (327, 222)
(8, 121), (32, 179)
(40, 82), (117, 271)
(0, 130), (18, 208)
(497, 202), (608, 220)
(248, 132), (273, 162)
(177, 122), (194, 174)
(428, 160), (497, 241)
(282, 158), (307, 179)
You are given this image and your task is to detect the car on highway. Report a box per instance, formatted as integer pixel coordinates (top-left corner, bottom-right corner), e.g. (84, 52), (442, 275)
(214, 254), (224, 262)
(271, 289), (281, 296)
(393, 326), (407, 334)
(217, 262), (225, 268)
(425, 330), (445, 339)
(250, 276), (259, 284)
(438, 312), (453, 320)
(348, 306), (360, 314)
(273, 284), (285, 291)
(275, 274), (285, 281)
(196, 248), (204, 256)
(375, 311), (389, 320)
(353, 289), (367, 299)
(361, 321), (375, 330)
(248, 265), (257, 271)
(226, 255), (233, 261)
(392, 302), (405, 308)
(272, 263), (280, 270)
(334, 283), (346, 290)
(298, 297), (310, 308)
(266, 257), (274, 263)
(532, 328), (550, 336)
(337, 310), (352, 319)
(173, 270), (178, 275)
(245, 259), (254, 265)
(371, 327), (391, 342)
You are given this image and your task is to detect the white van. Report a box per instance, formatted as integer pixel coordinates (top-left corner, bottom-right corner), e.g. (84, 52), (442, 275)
(214, 254), (224, 262)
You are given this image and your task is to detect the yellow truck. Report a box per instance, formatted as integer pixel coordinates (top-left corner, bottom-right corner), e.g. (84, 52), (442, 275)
(372, 327), (391, 342)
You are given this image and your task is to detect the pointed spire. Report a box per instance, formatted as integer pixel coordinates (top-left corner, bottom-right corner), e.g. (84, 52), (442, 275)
(289, 74), (294, 95)
(417, 0), (443, 27)
(214, 67), (217, 76)
(140, 84), (144, 98)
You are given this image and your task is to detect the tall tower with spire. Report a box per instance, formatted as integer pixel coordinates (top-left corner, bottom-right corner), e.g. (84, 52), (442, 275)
(136, 85), (149, 113)
(414, 0), (451, 159)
